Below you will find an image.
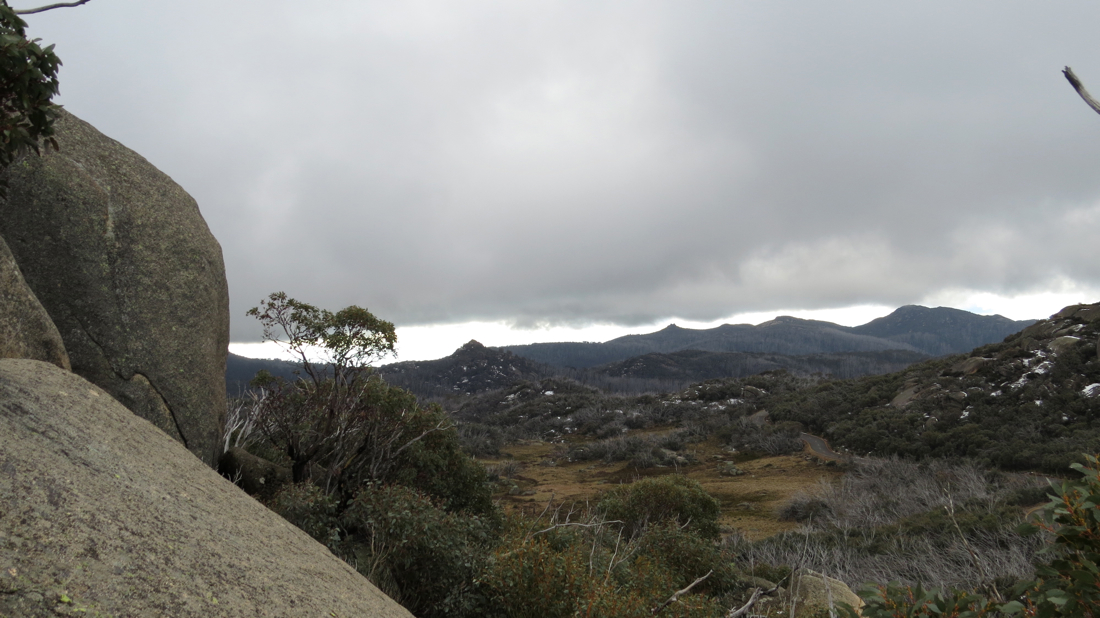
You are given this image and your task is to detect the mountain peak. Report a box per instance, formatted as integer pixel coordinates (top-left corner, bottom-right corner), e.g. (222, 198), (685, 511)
(851, 306), (1036, 355)
(451, 340), (490, 357)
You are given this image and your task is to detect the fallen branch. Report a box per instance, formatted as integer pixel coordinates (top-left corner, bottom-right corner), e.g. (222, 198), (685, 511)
(728, 582), (782, 618)
(652, 570), (712, 615)
(1064, 66), (1100, 116)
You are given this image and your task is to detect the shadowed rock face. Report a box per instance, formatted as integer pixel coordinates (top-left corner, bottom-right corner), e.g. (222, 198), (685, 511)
(0, 235), (69, 370)
(0, 111), (229, 465)
(0, 359), (412, 618)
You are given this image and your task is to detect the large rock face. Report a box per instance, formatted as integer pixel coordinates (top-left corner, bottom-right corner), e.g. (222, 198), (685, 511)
(0, 359), (412, 617)
(0, 235), (69, 370)
(0, 111), (229, 465)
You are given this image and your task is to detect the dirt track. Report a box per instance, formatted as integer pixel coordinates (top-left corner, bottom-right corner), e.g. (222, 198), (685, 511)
(800, 433), (845, 461)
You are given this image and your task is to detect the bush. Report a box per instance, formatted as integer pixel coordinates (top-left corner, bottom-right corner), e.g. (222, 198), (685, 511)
(384, 400), (496, 517)
(563, 430), (695, 468)
(635, 523), (740, 597)
(597, 475), (721, 541)
(731, 422), (804, 457)
(485, 460), (521, 481)
(1005, 484), (1052, 507)
(477, 519), (725, 618)
(777, 494), (832, 523)
(338, 483), (494, 618)
(478, 534), (595, 618)
(249, 371), (495, 517)
(266, 482), (339, 546)
(457, 423), (506, 457)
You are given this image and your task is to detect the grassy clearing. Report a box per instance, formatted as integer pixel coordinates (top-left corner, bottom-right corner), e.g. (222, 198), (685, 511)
(481, 437), (845, 541)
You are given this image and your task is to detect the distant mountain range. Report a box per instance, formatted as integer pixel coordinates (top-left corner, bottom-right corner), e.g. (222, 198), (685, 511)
(227, 305), (1035, 399)
(376, 343), (930, 401)
(503, 305), (1034, 368)
(225, 353), (302, 395)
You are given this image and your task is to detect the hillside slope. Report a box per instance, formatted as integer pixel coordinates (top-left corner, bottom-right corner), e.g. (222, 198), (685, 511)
(378, 340), (549, 397)
(593, 348), (928, 382)
(225, 352), (302, 394)
(765, 303), (1100, 472)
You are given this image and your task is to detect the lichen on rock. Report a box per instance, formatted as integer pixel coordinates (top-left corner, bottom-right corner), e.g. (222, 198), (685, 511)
(0, 111), (229, 465)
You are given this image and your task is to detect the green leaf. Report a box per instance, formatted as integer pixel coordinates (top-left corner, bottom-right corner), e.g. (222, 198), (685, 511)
(1017, 523), (1039, 535)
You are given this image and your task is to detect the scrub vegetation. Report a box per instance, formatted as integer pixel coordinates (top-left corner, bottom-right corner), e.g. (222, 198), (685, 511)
(227, 296), (1100, 617)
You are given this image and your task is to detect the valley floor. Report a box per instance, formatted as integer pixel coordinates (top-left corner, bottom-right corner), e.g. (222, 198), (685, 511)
(483, 436), (845, 541)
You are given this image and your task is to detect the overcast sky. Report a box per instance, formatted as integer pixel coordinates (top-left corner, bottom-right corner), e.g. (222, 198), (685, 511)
(21, 1), (1100, 361)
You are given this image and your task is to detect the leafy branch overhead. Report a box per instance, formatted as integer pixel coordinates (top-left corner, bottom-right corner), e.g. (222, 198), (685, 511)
(0, 2), (62, 175)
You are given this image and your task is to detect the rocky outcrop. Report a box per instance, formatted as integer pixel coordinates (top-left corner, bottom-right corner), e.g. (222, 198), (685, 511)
(379, 339), (549, 397)
(786, 569), (863, 614)
(0, 235), (69, 370)
(0, 111), (229, 465)
(0, 359), (412, 617)
(755, 569), (863, 617)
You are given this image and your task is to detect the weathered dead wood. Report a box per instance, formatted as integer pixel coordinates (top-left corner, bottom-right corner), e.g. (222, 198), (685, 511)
(14, 0), (92, 14)
(727, 582), (782, 618)
(651, 570), (712, 615)
(1064, 66), (1100, 116)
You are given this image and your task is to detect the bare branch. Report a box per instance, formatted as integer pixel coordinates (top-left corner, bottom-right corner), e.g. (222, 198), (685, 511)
(651, 570), (712, 616)
(14, 0), (91, 14)
(388, 419), (450, 460)
(727, 583), (781, 618)
(531, 520), (624, 537)
(524, 493), (557, 541)
(1064, 66), (1100, 117)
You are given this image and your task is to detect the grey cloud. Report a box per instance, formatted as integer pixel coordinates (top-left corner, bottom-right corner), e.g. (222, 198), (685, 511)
(20, 0), (1100, 340)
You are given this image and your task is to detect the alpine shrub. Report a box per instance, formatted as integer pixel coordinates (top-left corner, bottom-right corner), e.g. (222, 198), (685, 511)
(597, 475), (721, 541)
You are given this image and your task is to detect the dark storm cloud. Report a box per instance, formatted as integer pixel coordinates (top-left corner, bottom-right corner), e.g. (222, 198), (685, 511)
(21, 0), (1100, 339)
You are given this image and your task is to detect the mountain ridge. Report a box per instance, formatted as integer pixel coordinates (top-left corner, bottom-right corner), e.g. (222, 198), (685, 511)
(227, 305), (1036, 400)
(503, 305), (1035, 368)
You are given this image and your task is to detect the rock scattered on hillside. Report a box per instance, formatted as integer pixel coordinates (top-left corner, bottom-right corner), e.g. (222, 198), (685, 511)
(380, 339), (547, 396)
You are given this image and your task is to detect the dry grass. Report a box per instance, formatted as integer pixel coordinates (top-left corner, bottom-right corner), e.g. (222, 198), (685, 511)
(730, 456), (1050, 590)
(481, 436), (844, 541)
